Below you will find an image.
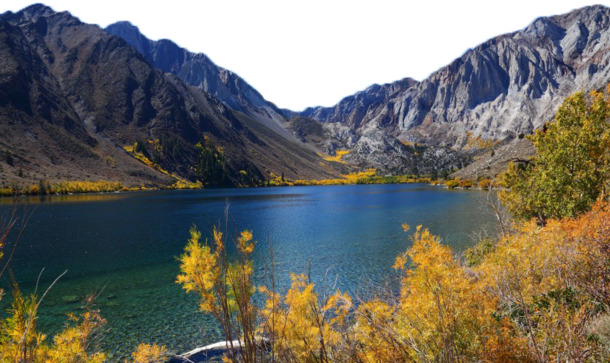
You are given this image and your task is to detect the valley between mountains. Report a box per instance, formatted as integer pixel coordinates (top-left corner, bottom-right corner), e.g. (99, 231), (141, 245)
(1, 4), (609, 189)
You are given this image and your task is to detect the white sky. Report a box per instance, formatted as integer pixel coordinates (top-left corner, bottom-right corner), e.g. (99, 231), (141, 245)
(1, 1), (608, 110)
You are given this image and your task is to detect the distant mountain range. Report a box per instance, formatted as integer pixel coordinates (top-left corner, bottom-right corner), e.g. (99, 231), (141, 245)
(1, 4), (609, 187)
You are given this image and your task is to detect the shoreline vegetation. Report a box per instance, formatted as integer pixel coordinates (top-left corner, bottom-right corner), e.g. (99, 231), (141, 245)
(0, 179), (203, 197)
(0, 169), (494, 198)
(170, 199), (610, 362)
(2, 140), (497, 198)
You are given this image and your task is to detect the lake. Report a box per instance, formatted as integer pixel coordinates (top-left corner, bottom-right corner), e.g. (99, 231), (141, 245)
(0, 184), (498, 359)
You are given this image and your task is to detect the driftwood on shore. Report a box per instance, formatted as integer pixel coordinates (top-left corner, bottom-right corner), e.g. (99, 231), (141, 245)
(169, 339), (269, 362)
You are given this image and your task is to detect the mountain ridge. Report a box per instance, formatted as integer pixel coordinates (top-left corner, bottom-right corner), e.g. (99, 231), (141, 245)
(1, 4), (610, 187)
(0, 4), (341, 188)
(296, 4), (610, 171)
(104, 21), (292, 140)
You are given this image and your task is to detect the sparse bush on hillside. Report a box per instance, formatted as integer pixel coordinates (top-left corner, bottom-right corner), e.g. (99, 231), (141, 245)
(104, 156), (117, 168)
(4, 150), (13, 167)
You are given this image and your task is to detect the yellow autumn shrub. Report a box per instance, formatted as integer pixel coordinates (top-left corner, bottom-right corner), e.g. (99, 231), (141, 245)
(258, 274), (352, 362)
(356, 224), (512, 361)
(45, 302), (106, 362)
(177, 226), (259, 362)
(475, 200), (610, 361)
(130, 343), (168, 363)
(0, 291), (106, 363)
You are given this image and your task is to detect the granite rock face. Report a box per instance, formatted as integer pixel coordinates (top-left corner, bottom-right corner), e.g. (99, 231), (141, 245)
(298, 5), (610, 173)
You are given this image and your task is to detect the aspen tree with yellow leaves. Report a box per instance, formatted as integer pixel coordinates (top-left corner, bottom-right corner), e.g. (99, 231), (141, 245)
(500, 88), (610, 224)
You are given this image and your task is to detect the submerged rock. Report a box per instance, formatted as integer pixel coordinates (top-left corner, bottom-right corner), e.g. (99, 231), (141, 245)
(61, 295), (79, 304)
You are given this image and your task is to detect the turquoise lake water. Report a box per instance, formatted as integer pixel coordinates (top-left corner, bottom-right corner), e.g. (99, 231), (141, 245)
(0, 184), (498, 359)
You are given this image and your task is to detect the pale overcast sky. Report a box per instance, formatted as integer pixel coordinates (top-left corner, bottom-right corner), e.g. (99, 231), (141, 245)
(1, 1), (607, 110)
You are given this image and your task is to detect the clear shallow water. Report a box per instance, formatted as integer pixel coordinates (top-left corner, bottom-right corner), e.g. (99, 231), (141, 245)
(0, 184), (497, 359)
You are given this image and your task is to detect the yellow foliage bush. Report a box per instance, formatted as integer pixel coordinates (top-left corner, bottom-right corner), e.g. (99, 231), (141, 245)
(357, 224), (517, 361)
(0, 292), (106, 363)
(321, 150), (350, 163)
(177, 226), (259, 362)
(258, 274), (352, 361)
(458, 179), (474, 188)
(473, 200), (610, 361)
(130, 343), (168, 363)
(445, 179), (459, 189)
(353, 202), (610, 361)
(478, 178), (492, 189)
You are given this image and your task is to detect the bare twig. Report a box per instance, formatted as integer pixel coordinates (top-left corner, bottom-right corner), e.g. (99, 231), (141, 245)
(0, 197), (35, 280)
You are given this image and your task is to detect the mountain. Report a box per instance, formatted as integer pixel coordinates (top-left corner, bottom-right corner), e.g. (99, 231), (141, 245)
(298, 5), (610, 172)
(0, 4), (340, 188)
(105, 21), (472, 176)
(2, 5), (609, 187)
(104, 21), (291, 140)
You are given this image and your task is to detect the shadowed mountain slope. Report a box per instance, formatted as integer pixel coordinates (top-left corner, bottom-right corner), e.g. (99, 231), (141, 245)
(0, 4), (340, 188)
(105, 21), (471, 176)
(105, 21), (291, 140)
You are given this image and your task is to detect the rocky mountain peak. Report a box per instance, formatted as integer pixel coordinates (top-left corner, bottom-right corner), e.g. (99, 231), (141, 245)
(302, 5), (610, 144)
(16, 3), (55, 18)
(8, 3), (82, 27)
(290, 5), (610, 174)
(104, 21), (151, 57)
(105, 21), (293, 139)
